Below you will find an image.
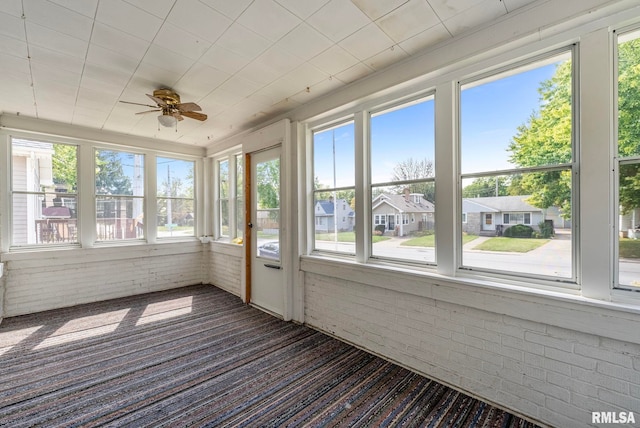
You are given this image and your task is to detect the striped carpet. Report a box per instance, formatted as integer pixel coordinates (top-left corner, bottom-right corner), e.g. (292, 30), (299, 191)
(0, 285), (540, 427)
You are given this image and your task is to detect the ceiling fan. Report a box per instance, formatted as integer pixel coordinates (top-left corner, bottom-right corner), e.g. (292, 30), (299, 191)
(120, 89), (207, 127)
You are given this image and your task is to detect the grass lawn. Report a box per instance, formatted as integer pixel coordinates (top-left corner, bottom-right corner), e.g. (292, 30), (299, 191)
(473, 237), (549, 252)
(315, 232), (390, 243)
(401, 234), (478, 247)
(619, 238), (640, 259)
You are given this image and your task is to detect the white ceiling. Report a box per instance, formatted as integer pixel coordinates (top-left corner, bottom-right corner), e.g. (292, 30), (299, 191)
(0, 0), (537, 147)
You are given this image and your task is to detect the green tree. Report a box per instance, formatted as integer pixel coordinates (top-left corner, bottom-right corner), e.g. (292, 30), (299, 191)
(52, 144), (77, 191)
(462, 176), (510, 198)
(507, 60), (573, 219)
(257, 159), (279, 209)
(95, 150), (133, 195)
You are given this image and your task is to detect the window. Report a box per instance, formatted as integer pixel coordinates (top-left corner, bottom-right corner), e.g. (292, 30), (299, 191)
(157, 157), (195, 238)
(617, 30), (640, 289)
(503, 212), (532, 225)
(95, 149), (144, 242)
(11, 138), (78, 246)
(370, 97), (435, 263)
(215, 153), (243, 242)
(460, 50), (574, 280)
(312, 121), (355, 255)
(219, 159), (229, 237)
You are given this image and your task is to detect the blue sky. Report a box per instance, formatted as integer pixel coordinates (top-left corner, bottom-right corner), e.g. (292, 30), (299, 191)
(314, 58), (565, 189)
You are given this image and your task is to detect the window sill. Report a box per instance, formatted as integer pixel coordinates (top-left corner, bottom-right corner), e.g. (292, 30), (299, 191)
(300, 255), (640, 345)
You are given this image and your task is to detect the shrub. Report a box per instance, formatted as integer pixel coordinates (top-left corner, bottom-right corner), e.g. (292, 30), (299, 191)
(538, 220), (554, 238)
(374, 224), (386, 235)
(503, 224), (534, 238)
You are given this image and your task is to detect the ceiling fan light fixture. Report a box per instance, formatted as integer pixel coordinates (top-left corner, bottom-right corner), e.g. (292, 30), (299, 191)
(158, 114), (177, 127)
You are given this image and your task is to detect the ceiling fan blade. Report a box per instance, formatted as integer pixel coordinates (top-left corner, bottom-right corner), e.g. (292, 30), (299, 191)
(177, 102), (201, 112)
(120, 100), (158, 108)
(171, 112), (184, 121)
(135, 109), (162, 115)
(181, 111), (207, 121)
(146, 94), (168, 107)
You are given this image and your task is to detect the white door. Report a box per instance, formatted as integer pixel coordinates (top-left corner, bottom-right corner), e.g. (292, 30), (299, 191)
(249, 146), (284, 317)
(483, 213), (495, 231)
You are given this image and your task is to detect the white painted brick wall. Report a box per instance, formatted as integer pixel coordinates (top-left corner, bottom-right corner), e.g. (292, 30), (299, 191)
(207, 244), (242, 297)
(3, 243), (204, 317)
(304, 271), (640, 428)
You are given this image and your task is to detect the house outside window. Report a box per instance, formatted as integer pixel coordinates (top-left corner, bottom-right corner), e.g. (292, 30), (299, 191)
(370, 97), (436, 263)
(157, 157), (195, 238)
(95, 149), (144, 242)
(460, 49), (574, 280)
(312, 121), (356, 255)
(11, 138), (78, 246)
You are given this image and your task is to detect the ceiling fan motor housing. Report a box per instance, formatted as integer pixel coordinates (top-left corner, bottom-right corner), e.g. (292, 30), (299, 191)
(153, 89), (181, 105)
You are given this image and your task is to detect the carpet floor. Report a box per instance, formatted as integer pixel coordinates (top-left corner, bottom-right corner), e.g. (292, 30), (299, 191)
(0, 284), (540, 427)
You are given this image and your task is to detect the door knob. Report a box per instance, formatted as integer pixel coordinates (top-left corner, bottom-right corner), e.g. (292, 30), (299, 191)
(248, 222), (253, 228)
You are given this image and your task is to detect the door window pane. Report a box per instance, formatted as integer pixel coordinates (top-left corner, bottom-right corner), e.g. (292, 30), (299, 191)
(256, 158), (280, 261)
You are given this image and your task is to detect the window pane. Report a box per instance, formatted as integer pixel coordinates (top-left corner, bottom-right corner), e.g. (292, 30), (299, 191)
(313, 190), (356, 254)
(236, 154), (244, 239)
(157, 157), (194, 198)
(11, 138), (78, 246)
(96, 196), (144, 240)
(256, 158), (280, 261)
(371, 99), (435, 185)
(371, 185), (435, 263)
(460, 53), (572, 174)
(617, 31), (640, 289)
(219, 159), (229, 198)
(220, 199), (229, 237)
(95, 150), (144, 196)
(313, 122), (355, 189)
(461, 172), (572, 278)
(157, 198), (195, 238)
(95, 150), (144, 242)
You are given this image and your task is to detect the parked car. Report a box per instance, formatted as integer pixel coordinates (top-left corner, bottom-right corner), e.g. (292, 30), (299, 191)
(258, 241), (279, 259)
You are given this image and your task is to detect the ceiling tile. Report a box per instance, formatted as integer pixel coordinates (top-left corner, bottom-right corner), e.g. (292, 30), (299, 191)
(376, 0), (441, 43)
(270, 62), (328, 97)
(398, 23), (450, 54)
(26, 22), (89, 58)
(0, 1), (22, 17)
(142, 44), (193, 77)
(0, 33), (27, 58)
(91, 23), (150, 61)
(276, 23), (333, 62)
(503, 0), (537, 12)
(215, 23), (270, 61)
(153, 23), (213, 60)
(49, 0), (99, 18)
(218, 76), (262, 99)
(28, 45), (85, 74)
(235, 60), (281, 86)
(427, 0), (485, 21)
(81, 63), (131, 93)
(289, 76), (343, 104)
(200, 87), (244, 109)
(0, 52), (31, 77)
(351, 0), (408, 21)
(24, 0), (93, 41)
(96, 0), (163, 42)
(168, 0), (232, 43)
(335, 62), (373, 84)
(254, 45), (306, 77)
(274, 0), (329, 20)
(237, 0), (301, 42)
(86, 43), (141, 75)
(123, 0), (174, 19)
(131, 62), (181, 91)
(365, 45), (409, 70)
(339, 23), (394, 61)
(200, 45), (251, 75)
(31, 62), (81, 88)
(442, 0), (506, 36)
(308, 44), (359, 76)
(0, 11), (26, 41)
(173, 63), (229, 100)
(198, 0), (252, 20)
(307, 0), (371, 43)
